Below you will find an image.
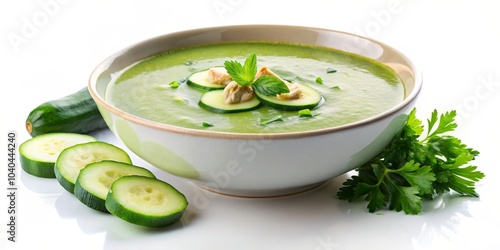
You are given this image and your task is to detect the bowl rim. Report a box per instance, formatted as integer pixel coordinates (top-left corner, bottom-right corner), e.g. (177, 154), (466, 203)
(88, 24), (422, 140)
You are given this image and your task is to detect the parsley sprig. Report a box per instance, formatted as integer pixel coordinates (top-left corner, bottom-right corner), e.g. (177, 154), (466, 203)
(337, 108), (484, 214)
(224, 53), (290, 96)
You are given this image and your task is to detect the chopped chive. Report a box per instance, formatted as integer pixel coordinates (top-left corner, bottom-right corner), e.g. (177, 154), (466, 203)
(330, 85), (341, 90)
(259, 115), (283, 126)
(315, 77), (323, 84)
(298, 109), (320, 118)
(173, 96), (184, 102)
(327, 67), (337, 73)
(298, 109), (313, 117)
(169, 81), (180, 88)
(201, 121), (214, 127)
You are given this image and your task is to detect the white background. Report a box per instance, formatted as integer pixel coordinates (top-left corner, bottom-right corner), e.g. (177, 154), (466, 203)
(1, 0), (500, 249)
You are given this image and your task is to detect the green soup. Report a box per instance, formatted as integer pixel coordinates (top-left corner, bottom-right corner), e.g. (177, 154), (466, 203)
(105, 42), (405, 133)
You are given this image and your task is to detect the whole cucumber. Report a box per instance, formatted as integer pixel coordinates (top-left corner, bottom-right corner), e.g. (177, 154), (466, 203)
(25, 87), (108, 137)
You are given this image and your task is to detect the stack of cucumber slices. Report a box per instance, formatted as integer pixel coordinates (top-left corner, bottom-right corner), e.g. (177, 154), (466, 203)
(20, 132), (188, 228)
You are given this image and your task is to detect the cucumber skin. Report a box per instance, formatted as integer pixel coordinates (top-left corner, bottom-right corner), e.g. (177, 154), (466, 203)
(54, 165), (76, 194)
(19, 133), (97, 178)
(254, 84), (322, 111)
(19, 156), (55, 178)
(26, 87), (108, 137)
(54, 141), (133, 194)
(105, 176), (188, 228)
(198, 90), (261, 114)
(74, 161), (156, 213)
(74, 184), (110, 213)
(106, 193), (186, 228)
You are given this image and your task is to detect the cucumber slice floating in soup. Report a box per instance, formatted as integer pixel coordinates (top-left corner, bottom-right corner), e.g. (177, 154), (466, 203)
(254, 83), (322, 111)
(105, 175), (188, 228)
(187, 67), (227, 91)
(54, 141), (132, 193)
(199, 90), (261, 114)
(19, 133), (97, 178)
(74, 161), (156, 213)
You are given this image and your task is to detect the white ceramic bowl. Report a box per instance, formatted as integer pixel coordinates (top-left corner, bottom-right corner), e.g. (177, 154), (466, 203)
(88, 25), (422, 197)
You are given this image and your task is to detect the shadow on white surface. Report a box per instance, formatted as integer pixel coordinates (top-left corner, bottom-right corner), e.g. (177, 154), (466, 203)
(20, 169), (63, 195)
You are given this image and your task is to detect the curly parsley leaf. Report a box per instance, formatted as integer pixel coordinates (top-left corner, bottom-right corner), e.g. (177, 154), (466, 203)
(327, 67), (338, 73)
(224, 53), (257, 86)
(315, 77), (323, 84)
(337, 108), (484, 214)
(397, 161), (435, 196)
(427, 110), (457, 137)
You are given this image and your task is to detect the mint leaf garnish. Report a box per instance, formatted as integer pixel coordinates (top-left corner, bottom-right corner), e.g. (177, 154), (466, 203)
(224, 53), (257, 86)
(252, 75), (290, 96)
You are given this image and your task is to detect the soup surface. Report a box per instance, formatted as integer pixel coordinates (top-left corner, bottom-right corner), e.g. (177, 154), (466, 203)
(105, 42), (405, 133)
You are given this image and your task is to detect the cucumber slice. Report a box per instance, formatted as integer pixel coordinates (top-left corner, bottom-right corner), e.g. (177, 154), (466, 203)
(254, 83), (323, 111)
(74, 161), (155, 213)
(199, 90), (261, 114)
(186, 67), (227, 91)
(106, 175), (188, 228)
(54, 141), (132, 193)
(19, 133), (97, 178)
